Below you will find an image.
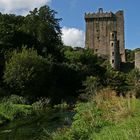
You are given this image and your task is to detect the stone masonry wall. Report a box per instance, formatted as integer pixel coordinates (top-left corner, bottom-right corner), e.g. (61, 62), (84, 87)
(85, 8), (125, 62)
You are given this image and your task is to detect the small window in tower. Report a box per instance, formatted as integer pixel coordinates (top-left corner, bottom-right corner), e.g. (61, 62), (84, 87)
(117, 40), (120, 46)
(97, 37), (99, 40)
(112, 59), (114, 63)
(112, 52), (114, 55)
(111, 43), (114, 46)
(95, 49), (98, 52)
(96, 30), (99, 32)
(112, 34), (114, 38)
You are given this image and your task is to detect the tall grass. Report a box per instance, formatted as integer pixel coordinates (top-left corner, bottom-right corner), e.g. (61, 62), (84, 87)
(0, 95), (51, 124)
(52, 88), (140, 140)
(0, 95), (32, 123)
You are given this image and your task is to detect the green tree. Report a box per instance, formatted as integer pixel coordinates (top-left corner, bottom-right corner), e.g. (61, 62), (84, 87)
(0, 14), (24, 52)
(125, 49), (135, 62)
(0, 5), (62, 62)
(125, 69), (140, 96)
(3, 47), (50, 96)
(104, 66), (126, 93)
(21, 5), (62, 56)
(83, 76), (100, 96)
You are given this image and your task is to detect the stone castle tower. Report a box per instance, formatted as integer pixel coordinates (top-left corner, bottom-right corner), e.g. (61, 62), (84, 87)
(135, 49), (140, 70)
(85, 8), (126, 69)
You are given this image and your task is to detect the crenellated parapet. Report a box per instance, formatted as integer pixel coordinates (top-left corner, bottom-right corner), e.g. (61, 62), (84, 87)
(85, 12), (115, 19)
(85, 9), (123, 20)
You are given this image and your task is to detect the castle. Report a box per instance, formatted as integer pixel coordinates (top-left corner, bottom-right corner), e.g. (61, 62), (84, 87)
(85, 8), (126, 69)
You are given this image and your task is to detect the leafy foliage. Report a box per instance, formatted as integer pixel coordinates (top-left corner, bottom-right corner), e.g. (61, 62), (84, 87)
(82, 76), (100, 96)
(0, 95), (32, 122)
(21, 5), (62, 56)
(126, 49), (135, 62)
(3, 47), (49, 96)
(125, 69), (140, 97)
(52, 89), (138, 140)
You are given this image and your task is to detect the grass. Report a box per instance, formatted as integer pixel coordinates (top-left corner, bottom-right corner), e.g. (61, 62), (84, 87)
(0, 95), (32, 123)
(0, 96), (74, 140)
(93, 118), (140, 140)
(52, 89), (140, 140)
(93, 98), (140, 140)
(0, 102), (32, 123)
(0, 91), (140, 140)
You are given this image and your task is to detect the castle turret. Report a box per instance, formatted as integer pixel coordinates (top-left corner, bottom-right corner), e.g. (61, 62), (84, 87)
(109, 31), (120, 69)
(135, 49), (140, 70)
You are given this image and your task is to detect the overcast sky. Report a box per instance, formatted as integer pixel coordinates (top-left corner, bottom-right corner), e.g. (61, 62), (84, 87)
(0, 0), (140, 49)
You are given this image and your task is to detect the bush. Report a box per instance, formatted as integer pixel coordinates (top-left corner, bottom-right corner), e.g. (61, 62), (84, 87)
(52, 88), (138, 140)
(0, 100), (32, 122)
(93, 88), (133, 123)
(82, 76), (100, 96)
(3, 47), (50, 96)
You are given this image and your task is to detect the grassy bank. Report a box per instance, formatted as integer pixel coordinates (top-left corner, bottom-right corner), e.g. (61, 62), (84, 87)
(51, 89), (140, 140)
(0, 89), (140, 140)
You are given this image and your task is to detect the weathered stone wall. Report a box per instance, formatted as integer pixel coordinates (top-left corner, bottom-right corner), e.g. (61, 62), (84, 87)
(115, 11), (126, 62)
(109, 31), (120, 69)
(85, 8), (125, 63)
(135, 49), (140, 70)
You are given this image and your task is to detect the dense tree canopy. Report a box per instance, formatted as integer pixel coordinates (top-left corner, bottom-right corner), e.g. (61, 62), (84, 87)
(0, 5), (62, 59)
(21, 5), (62, 55)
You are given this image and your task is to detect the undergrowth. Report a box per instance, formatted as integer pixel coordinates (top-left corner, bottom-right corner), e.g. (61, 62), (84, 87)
(51, 88), (139, 140)
(0, 89), (140, 140)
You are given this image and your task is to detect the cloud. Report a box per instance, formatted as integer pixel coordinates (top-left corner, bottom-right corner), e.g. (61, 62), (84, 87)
(0, 0), (51, 15)
(62, 27), (85, 48)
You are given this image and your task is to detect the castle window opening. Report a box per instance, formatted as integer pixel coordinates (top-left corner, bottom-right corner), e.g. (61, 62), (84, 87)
(111, 43), (114, 46)
(112, 52), (114, 55)
(112, 59), (114, 63)
(112, 34), (114, 38)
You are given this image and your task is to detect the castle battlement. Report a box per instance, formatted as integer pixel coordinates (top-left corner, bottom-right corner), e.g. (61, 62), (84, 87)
(85, 13), (115, 19)
(85, 10), (115, 19)
(85, 9), (123, 19)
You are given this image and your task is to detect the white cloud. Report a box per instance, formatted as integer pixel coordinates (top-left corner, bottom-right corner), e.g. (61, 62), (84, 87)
(0, 0), (51, 15)
(62, 27), (85, 48)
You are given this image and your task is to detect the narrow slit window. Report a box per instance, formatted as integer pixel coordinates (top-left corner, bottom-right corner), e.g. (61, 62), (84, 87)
(112, 59), (114, 63)
(112, 34), (114, 38)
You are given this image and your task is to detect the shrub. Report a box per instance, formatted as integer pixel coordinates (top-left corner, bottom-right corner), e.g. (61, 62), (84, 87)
(32, 98), (50, 115)
(3, 47), (50, 96)
(0, 101), (32, 121)
(2, 94), (27, 104)
(82, 76), (100, 96)
(93, 88), (130, 123)
(52, 88), (138, 140)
